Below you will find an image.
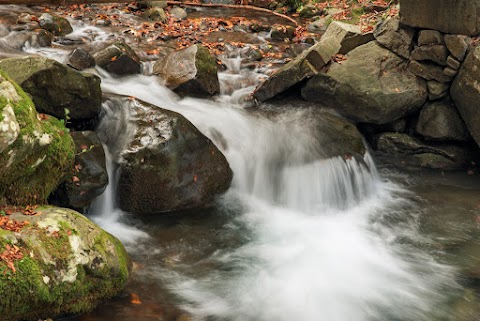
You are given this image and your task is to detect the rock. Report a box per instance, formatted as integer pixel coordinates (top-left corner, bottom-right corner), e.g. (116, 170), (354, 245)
(143, 7), (167, 22)
(415, 100), (469, 141)
(253, 21), (373, 102)
(153, 45), (220, 97)
(408, 60), (453, 83)
(0, 29), (54, 51)
(170, 7), (187, 20)
(92, 41), (141, 76)
(143, 0), (168, 8)
(417, 30), (444, 46)
(427, 80), (449, 100)
(301, 41), (427, 124)
(373, 17), (414, 59)
(375, 132), (469, 170)
(50, 131), (108, 209)
(298, 4), (320, 18)
(67, 48), (96, 71)
(38, 13), (73, 36)
(0, 206), (129, 321)
(447, 55), (462, 70)
(271, 25), (296, 41)
(116, 98), (232, 214)
(0, 72), (75, 205)
(451, 45), (480, 148)
(0, 56), (102, 129)
(444, 34), (471, 62)
(410, 44), (448, 66)
(306, 17), (330, 33)
(443, 66), (458, 77)
(400, 0), (480, 36)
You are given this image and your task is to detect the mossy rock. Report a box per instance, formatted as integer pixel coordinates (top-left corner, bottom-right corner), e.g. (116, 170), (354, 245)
(0, 206), (130, 321)
(0, 71), (75, 206)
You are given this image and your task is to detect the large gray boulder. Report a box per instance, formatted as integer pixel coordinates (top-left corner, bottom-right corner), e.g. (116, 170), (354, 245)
(153, 45), (220, 97)
(451, 45), (480, 148)
(0, 72), (75, 206)
(253, 21), (373, 102)
(301, 41), (427, 124)
(117, 98), (232, 214)
(375, 132), (470, 170)
(0, 206), (130, 321)
(0, 56), (101, 129)
(400, 0), (480, 36)
(415, 100), (469, 142)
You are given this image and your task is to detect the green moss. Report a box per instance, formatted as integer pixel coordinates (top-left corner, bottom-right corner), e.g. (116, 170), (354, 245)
(195, 45), (218, 77)
(0, 70), (75, 206)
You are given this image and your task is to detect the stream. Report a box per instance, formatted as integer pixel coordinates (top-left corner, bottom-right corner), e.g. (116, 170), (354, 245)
(2, 4), (480, 321)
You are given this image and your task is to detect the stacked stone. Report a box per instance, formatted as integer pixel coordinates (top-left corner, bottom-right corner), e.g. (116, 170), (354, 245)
(408, 30), (471, 101)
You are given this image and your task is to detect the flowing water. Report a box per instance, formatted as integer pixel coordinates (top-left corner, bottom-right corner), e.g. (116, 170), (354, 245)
(1, 6), (480, 321)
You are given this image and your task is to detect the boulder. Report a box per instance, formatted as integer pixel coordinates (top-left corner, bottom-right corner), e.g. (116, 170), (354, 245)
(0, 206), (129, 321)
(170, 7), (187, 20)
(373, 17), (414, 59)
(408, 60), (453, 83)
(153, 45), (220, 97)
(142, 7), (167, 22)
(50, 131), (108, 209)
(301, 41), (427, 124)
(253, 21), (373, 102)
(417, 30), (444, 46)
(67, 48), (96, 71)
(92, 41), (141, 76)
(410, 45), (448, 66)
(0, 72), (75, 205)
(400, 0), (480, 36)
(38, 13), (73, 36)
(451, 45), (480, 148)
(271, 25), (296, 41)
(116, 98), (232, 214)
(415, 100), (469, 141)
(427, 80), (449, 100)
(375, 132), (470, 170)
(444, 34), (471, 62)
(0, 56), (102, 130)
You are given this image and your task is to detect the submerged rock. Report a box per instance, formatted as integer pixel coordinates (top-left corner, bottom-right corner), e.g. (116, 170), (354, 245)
(116, 98), (232, 214)
(153, 44), (220, 97)
(302, 41), (427, 124)
(0, 206), (129, 321)
(0, 72), (75, 205)
(0, 56), (102, 130)
(92, 41), (141, 76)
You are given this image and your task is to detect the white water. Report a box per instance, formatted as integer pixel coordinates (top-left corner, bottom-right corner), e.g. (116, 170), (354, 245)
(92, 70), (458, 321)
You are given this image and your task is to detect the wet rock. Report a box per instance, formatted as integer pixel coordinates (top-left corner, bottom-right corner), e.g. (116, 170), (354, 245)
(253, 21), (373, 102)
(410, 44), (448, 66)
(427, 80), (449, 100)
(1, 29), (54, 51)
(50, 131), (108, 209)
(38, 13), (73, 36)
(271, 25), (296, 41)
(444, 34), (471, 62)
(143, 7), (167, 22)
(17, 13), (36, 24)
(415, 100), (469, 142)
(170, 7), (187, 20)
(302, 41), (427, 124)
(417, 30), (444, 46)
(375, 132), (469, 170)
(153, 44), (220, 97)
(373, 16), (414, 59)
(400, 0), (480, 36)
(67, 48), (96, 71)
(0, 56), (102, 129)
(451, 45), (480, 148)
(92, 41), (141, 76)
(408, 60), (453, 83)
(117, 98), (232, 214)
(0, 206), (129, 321)
(0, 72), (74, 205)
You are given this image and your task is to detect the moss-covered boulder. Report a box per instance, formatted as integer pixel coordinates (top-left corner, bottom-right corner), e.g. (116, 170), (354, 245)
(153, 44), (220, 97)
(38, 13), (73, 36)
(0, 206), (129, 321)
(0, 72), (75, 206)
(115, 97), (232, 214)
(0, 56), (102, 130)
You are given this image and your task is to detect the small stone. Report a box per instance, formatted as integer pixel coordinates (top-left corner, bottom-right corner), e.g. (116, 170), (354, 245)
(408, 60), (453, 83)
(143, 7), (167, 22)
(17, 13), (35, 24)
(418, 30), (444, 45)
(446, 55), (461, 70)
(170, 7), (187, 20)
(427, 80), (450, 100)
(67, 48), (96, 71)
(410, 44), (448, 65)
(444, 34), (471, 61)
(443, 66), (458, 77)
